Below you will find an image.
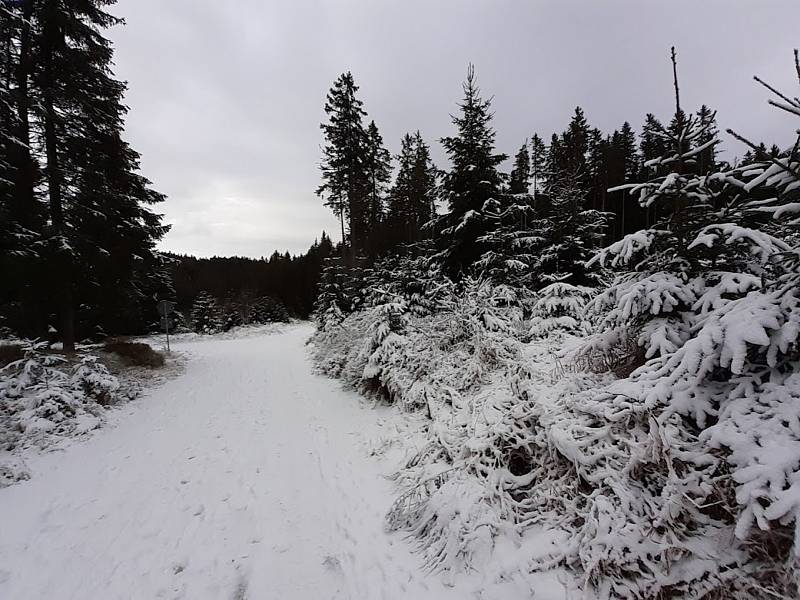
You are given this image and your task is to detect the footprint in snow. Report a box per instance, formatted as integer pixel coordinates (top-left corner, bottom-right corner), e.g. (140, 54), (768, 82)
(322, 555), (343, 574)
(232, 577), (248, 600)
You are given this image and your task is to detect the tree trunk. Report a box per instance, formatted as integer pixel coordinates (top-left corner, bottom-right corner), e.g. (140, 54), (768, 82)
(339, 208), (346, 259)
(42, 1), (75, 352)
(14, 0), (34, 216)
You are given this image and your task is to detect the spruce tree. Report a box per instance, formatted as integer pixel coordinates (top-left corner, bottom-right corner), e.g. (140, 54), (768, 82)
(409, 131), (438, 238)
(1, 0), (40, 254)
(363, 120), (392, 252)
(191, 291), (222, 334)
(508, 142), (531, 194)
(591, 52), (728, 364)
(547, 106), (591, 185)
(473, 195), (538, 287)
(387, 132), (437, 246)
(387, 133), (416, 242)
(579, 52), (800, 597)
(639, 113), (669, 177)
(0, 0), (170, 347)
(605, 121), (641, 238)
(545, 133), (564, 184)
(534, 175), (606, 287)
(530, 133), (547, 197)
(317, 72), (370, 255)
(0, 2), (42, 334)
(695, 104), (719, 175)
(586, 128), (609, 212)
(436, 65), (507, 277)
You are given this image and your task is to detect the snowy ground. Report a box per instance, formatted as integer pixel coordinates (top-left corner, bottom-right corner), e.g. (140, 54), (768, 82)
(0, 323), (566, 600)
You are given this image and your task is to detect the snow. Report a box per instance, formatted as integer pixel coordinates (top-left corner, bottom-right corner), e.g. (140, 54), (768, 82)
(0, 323), (565, 600)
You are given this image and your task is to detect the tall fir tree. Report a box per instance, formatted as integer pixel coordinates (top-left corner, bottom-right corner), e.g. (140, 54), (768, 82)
(363, 119), (392, 252)
(0, 0), (170, 346)
(549, 106), (591, 184)
(639, 113), (670, 177)
(586, 127), (609, 212)
(409, 131), (438, 239)
(387, 133), (416, 240)
(0, 0), (48, 337)
(530, 133), (547, 197)
(605, 121), (641, 238)
(387, 132), (437, 247)
(508, 141), (531, 194)
(436, 65), (507, 278)
(317, 72), (370, 256)
(534, 175), (606, 287)
(695, 104), (719, 175)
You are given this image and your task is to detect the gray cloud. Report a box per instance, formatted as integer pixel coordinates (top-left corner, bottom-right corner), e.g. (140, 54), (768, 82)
(109, 0), (800, 258)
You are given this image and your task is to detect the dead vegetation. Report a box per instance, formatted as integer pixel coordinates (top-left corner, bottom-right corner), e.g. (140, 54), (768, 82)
(103, 340), (165, 368)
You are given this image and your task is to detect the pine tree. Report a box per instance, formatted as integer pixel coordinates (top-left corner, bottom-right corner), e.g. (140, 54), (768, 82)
(1, 0), (41, 256)
(545, 133), (563, 185)
(252, 296), (290, 323)
(534, 175), (606, 287)
(317, 72), (370, 255)
(586, 128), (609, 212)
(590, 49), (729, 364)
(0, 0), (170, 347)
(473, 195), (538, 287)
(363, 120), (392, 251)
(409, 131), (438, 236)
(436, 65), (507, 277)
(605, 121), (641, 238)
(548, 107), (591, 185)
(0, 2), (45, 335)
(695, 104), (719, 175)
(508, 142), (530, 194)
(387, 133), (416, 242)
(191, 291), (222, 334)
(387, 132), (437, 246)
(530, 134), (547, 197)
(618, 122), (640, 181)
(577, 50), (800, 598)
(639, 113), (669, 177)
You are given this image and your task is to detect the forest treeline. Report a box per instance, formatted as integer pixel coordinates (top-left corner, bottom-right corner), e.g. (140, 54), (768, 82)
(166, 233), (334, 323)
(312, 62), (776, 317)
(0, 0), (783, 348)
(317, 66), (779, 292)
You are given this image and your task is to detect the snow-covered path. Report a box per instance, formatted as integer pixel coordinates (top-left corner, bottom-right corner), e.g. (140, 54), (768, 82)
(0, 324), (490, 600)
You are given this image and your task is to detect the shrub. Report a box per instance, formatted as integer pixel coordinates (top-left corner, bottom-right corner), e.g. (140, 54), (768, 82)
(104, 341), (165, 368)
(1, 342), (121, 447)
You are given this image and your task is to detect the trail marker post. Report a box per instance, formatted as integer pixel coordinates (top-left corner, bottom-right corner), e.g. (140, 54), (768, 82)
(156, 300), (176, 352)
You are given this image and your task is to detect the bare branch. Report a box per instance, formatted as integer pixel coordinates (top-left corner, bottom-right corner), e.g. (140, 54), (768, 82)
(754, 76), (800, 110)
(670, 46), (681, 116)
(795, 48), (799, 85)
(727, 128), (798, 182)
(767, 99), (800, 118)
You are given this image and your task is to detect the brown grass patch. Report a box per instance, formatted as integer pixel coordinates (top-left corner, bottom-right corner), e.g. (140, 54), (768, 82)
(104, 341), (165, 368)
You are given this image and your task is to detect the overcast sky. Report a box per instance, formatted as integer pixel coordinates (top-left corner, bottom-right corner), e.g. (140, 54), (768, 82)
(109, 0), (800, 259)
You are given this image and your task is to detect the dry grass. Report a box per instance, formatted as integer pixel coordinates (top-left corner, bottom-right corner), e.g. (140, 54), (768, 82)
(572, 334), (647, 377)
(104, 341), (165, 368)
